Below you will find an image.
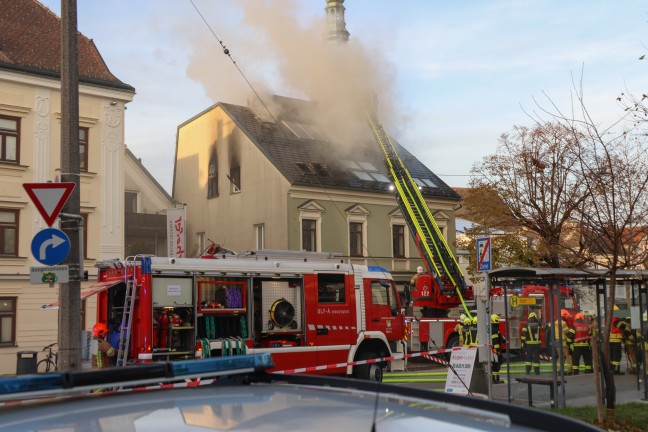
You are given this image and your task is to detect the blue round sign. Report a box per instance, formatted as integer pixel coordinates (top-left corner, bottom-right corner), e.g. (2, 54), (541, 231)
(31, 228), (71, 266)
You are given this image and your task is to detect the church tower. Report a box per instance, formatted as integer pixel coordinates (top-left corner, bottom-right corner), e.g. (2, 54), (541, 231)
(324, 0), (350, 44)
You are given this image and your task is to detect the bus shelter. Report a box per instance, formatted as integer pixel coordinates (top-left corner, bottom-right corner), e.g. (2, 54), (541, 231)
(488, 267), (648, 407)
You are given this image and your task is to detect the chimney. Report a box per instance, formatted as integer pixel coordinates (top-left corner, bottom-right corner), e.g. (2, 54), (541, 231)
(324, 0), (350, 44)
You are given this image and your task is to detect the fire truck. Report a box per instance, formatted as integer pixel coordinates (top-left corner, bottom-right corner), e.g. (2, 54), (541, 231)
(92, 250), (406, 381)
(490, 283), (580, 352)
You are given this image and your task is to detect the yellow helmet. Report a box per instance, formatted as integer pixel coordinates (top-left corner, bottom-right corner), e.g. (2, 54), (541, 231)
(528, 312), (538, 320)
(613, 305), (619, 311)
(472, 316), (478, 325)
(491, 314), (500, 324)
(463, 317), (472, 325)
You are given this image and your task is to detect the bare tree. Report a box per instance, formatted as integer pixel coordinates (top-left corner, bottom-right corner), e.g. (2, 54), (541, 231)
(470, 122), (588, 267)
(534, 81), (648, 424)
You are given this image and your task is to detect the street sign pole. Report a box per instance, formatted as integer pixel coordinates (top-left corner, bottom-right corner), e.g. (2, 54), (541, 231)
(59, 0), (81, 372)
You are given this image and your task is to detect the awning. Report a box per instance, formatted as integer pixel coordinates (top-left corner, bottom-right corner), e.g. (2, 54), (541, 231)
(40, 280), (124, 310)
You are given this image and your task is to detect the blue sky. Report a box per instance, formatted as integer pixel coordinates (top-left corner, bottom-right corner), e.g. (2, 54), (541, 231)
(40, 1), (648, 193)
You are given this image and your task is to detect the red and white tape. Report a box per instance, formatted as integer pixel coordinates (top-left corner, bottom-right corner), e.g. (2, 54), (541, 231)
(273, 347), (462, 375)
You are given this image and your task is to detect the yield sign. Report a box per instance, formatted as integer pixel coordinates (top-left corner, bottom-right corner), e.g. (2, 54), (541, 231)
(23, 183), (75, 227)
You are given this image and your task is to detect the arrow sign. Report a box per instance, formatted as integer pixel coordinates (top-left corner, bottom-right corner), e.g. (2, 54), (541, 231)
(31, 228), (71, 266)
(23, 182), (75, 227)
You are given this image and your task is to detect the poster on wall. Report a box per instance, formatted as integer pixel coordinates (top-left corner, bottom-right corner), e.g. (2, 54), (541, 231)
(167, 207), (186, 258)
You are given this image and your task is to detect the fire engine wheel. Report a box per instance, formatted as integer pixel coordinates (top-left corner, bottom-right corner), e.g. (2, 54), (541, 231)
(354, 352), (383, 382)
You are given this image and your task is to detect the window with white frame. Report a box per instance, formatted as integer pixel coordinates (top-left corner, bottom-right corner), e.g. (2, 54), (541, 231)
(0, 115), (19, 164)
(0, 297), (16, 346)
(255, 224), (265, 249)
(298, 200), (324, 253)
(346, 204), (369, 258)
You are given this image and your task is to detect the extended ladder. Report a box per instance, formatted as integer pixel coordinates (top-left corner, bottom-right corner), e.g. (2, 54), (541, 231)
(116, 261), (138, 367)
(365, 108), (470, 313)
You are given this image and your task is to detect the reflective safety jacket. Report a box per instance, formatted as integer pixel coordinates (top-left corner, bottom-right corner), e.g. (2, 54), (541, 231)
(610, 318), (623, 343)
(573, 319), (591, 346)
(522, 321), (541, 346)
(491, 324), (502, 354)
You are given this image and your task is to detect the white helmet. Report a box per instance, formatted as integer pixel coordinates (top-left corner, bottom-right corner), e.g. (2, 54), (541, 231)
(460, 314), (467, 322)
(417, 266), (424, 274)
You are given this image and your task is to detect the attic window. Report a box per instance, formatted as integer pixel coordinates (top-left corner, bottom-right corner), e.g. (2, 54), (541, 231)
(283, 120), (328, 141)
(345, 160), (390, 183)
(413, 177), (438, 188)
(295, 162), (330, 177)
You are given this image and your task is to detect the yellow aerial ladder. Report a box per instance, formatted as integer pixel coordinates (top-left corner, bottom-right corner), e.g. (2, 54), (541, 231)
(365, 108), (471, 316)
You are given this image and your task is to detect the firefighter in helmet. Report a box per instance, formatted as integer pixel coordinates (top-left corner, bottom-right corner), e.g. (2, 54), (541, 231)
(454, 314), (467, 347)
(569, 312), (592, 374)
(609, 305), (624, 374)
(521, 312), (542, 375)
(554, 309), (573, 375)
(92, 322), (116, 369)
(410, 266), (425, 286)
(490, 314), (503, 383)
(619, 315), (637, 374)
(460, 316), (472, 347)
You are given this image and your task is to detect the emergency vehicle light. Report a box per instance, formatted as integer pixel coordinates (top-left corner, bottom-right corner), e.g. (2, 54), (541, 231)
(0, 354), (275, 401)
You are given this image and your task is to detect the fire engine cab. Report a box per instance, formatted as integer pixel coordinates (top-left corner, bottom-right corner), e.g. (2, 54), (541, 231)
(93, 251), (406, 381)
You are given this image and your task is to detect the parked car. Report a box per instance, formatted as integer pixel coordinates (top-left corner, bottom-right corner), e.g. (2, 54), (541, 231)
(0, 354), (601, 431)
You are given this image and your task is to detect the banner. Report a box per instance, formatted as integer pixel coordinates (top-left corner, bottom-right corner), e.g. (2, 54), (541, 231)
(167, 207), (186, 258)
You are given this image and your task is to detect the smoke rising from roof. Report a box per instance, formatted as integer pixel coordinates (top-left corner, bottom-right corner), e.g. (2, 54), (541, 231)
(184, 0), (398, 151)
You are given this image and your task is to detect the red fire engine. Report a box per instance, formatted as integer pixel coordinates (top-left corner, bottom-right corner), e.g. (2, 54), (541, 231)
(93, 251), (406, 381)
(490, 283), (580, 352)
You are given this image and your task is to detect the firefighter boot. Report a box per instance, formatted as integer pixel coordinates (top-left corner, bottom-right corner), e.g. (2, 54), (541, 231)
(526, 365), (531, 374)
(534, 366), (540, 375)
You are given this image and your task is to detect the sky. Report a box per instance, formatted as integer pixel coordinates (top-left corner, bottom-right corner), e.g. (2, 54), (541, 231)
(39, 0), (648, 194)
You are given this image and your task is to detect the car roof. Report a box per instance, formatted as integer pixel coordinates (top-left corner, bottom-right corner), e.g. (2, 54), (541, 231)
(0, 354), (602, 432)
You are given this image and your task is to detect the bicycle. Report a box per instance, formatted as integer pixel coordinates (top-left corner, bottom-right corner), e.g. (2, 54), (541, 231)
(38, 342), (58, 373)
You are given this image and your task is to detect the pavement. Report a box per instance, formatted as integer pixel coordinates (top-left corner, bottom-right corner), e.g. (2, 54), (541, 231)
(387, 357), (648, 409)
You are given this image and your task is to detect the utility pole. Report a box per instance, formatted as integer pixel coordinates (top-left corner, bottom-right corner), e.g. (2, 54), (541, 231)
(58, 0), (81, 371)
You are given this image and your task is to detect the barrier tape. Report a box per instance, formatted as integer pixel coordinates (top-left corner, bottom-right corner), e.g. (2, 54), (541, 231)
(273, 347), (462, 375)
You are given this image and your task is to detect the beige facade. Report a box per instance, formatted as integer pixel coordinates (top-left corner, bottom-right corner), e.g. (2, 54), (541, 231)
(174, 102), (461, 285)
(0, 68), (134, 375)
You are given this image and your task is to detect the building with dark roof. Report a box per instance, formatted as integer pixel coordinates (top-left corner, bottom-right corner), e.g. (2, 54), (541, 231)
(0, 0), (136, 374)
(173, 95), (462, 282)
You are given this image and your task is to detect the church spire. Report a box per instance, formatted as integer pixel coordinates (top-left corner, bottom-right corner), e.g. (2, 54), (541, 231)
(324, 0), (350, 44)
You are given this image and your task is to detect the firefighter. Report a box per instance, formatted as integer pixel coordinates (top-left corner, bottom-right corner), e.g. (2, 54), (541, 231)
(460, 316), (472, 347)
(554, 309), (573, 375)
(521, 312), (542, 375)
(410, 266), (424, 286)
(490, 314), (503, 383)
(618, 316), (637, 374)
(454, 314), (467, 347)
(91, 322), (116, 369)
(468, 316), (479, 348)
(570, 312), (592, 374)
(609, 305), (624, 375)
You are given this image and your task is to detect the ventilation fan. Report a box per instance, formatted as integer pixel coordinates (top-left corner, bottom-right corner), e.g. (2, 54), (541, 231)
(268, 298), (295, 329)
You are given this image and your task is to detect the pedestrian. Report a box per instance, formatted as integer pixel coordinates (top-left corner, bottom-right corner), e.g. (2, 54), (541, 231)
(91, 322), (115, 369)
(490, 314), (503, 383)
(521, 312), (542, 375)
(609, 305), (624, 375)
(554, 309), (573, 375)
(570, 312), (593, 374)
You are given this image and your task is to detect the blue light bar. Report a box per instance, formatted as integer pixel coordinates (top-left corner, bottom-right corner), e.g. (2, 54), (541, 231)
(0, 373), (66, 395)
(0, 354), (274, 399)
(368, 265), (389, 273)
(171, 354), (274, 377)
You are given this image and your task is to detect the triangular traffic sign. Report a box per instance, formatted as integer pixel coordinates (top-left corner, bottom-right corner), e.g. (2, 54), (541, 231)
(23, 183), (75, 227)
